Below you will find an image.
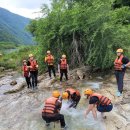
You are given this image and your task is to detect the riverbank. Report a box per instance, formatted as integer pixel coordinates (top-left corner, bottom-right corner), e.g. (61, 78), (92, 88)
(0, 45), (37, 70)
(0, 68), (130, 130)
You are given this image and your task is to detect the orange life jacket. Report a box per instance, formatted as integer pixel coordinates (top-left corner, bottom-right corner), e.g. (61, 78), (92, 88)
(114, 55), (124, 70)
(60, 59), (67, 69)
(66, 88), (80, 96)
(42, 97), (58, 114)
(91, 93), (111, 106)
(22, 65), (29, 77)
(29, 59), (37, 71)
(45, 55), (54, 65)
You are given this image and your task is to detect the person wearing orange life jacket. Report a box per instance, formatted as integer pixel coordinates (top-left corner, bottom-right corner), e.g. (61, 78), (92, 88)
(84, 89), (113, 120)
(27, 54), (38, 90)
(45, 50), (56, 79)
(58, 54), (69, 83)
(42, 90), (67, 129)
(114, 49), (130, 97)
(22, 60), (32, 88)
(62, 88), (81, 108)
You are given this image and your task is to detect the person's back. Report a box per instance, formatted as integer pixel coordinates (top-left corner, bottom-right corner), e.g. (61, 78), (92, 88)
(42, 91), (67, 129)
(62, 88), (81, 108)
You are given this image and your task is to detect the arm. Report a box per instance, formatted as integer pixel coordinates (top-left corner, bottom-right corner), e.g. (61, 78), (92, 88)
(36, 61), (39, 68)
(67, 64), (69, 72)
(45, 57), (47, 63)
(22, 67), (24, 77)
(52, 56), (54, 60)
(58, 60), (61, 73)
(91, 106), (97, 120)
(125, 62), (130, 67)
(84, 104), (95, 118)
(122, 57), (130, 68)
(56, 100), (62, 113)
(22, 71), (24, 77)
(27, 61), (32, 69)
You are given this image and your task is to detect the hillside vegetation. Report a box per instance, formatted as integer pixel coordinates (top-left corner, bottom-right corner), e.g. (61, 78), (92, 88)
(28, 0), (130, 70)
(0, 42), (18, 50)
(0, 7), (34, 45)
(0, 46), (38, 70)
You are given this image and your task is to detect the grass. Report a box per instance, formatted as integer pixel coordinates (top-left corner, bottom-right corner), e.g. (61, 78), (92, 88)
(0, 45), (38, 71)
(0, 42), (19, 49)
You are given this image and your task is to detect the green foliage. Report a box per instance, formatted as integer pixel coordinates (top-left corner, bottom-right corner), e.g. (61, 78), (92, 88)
(28, 0), (130, 70)
(0, 46), (40, 71)
(113, 0), (130, 8)
(0, 42), (18, 50)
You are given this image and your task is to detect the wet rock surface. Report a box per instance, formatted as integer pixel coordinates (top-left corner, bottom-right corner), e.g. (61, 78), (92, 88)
(0, 69), (130, 130)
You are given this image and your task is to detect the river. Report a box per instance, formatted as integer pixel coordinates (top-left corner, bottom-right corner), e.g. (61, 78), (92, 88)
(0, 71), (130, 130)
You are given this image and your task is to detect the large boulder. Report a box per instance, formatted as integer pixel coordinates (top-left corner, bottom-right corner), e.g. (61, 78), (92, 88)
(70, 66), (92, 80)
(4, 81), (26, 94)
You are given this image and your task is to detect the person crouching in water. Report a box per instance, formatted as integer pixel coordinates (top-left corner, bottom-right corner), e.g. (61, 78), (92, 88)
(84, 89), (113, 119)
(22, 60), (32, 88)
(42, 90), (67, 130)
(62, 88), (81, 108)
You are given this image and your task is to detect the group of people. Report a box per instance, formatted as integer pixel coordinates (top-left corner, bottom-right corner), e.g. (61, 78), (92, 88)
(42, 88), (113, 129)
(45, 50), (69, 82)
(42, 88), (81, 129)
(22, 48), (130, 129)
(22, 54), (38, 90)
(22, 50), (69, 90)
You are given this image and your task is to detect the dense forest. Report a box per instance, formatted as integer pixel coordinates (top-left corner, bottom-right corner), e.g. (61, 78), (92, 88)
(28, 0), (130, 70)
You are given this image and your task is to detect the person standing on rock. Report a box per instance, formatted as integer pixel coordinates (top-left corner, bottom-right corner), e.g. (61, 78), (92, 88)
(114, 49), (130, 96)
(84, 89), (113, 120)
(58, 54), (69, 84)
(62, 88), (81, 108)
(28, 54), (38, 90)
(42, 90), (67, 130)
(22, 60), (32, 88)
(45, 50), (56, 79)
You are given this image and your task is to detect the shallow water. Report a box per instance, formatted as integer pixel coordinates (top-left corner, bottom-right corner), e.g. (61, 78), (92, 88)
(0, 74), (106, 130)
(60, 102), (106, 130)
(81, 81), (103, 89)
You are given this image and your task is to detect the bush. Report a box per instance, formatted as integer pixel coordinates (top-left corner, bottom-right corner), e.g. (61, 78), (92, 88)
(28, 0), (130, 70)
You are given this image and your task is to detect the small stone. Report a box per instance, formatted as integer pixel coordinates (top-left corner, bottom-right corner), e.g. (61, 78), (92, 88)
(10, 80), (17, 86)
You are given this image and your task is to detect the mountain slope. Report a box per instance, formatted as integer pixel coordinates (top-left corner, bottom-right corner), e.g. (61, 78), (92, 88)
(0, 7), (34, 44)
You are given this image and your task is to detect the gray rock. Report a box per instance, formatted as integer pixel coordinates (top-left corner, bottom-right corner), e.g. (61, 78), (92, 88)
(10, 80), (17, 86)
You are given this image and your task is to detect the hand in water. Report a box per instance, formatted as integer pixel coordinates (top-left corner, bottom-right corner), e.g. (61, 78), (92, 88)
(94, 117), (98, 121)
(84, 112), (87, 118)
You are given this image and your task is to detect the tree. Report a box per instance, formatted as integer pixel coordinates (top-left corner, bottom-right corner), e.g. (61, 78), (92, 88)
(28, 0), (130, 70)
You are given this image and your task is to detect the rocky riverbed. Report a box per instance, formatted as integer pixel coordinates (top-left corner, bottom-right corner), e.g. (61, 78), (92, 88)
(0, 68), (130, 130)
